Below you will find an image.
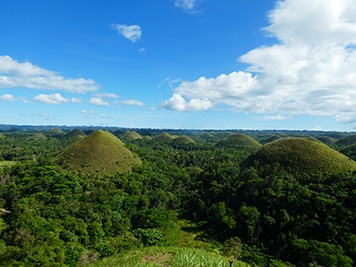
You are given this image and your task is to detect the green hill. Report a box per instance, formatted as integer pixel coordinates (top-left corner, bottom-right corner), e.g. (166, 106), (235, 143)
(155, 132), (174, 143)
(172, 135), (196, 144)
(124, 130), (142, 141)
(141, 135), (152, 140)
(340, 144), (356, 161)
(54, 130), (141, 175)
(316, 135), (335, 145)
(336, 134), (356, 146)
(29, 133), (47, 140)
(216, 133), (261, 149)
(64, 128), (87, 139)
(243, 137), (356, 176)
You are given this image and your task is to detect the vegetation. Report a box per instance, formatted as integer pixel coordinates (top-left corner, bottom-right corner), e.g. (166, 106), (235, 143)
(0, 126), (356, 266)
(54, 130), (142, 175)
(216, 133), (261, 149)
(243, 137), (356, 176)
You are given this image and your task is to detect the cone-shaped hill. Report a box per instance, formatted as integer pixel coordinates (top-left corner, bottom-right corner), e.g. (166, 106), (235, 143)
(155, 132), (174, 143)
(172, 135), (196, 144)
(64, 129), (87, 139)
(216, 133), (261, 149)
(54, 130), (141, 176)
(242, 137), (356, 177)
(30, 133), (47, 140)
(124, 130), (142, 141)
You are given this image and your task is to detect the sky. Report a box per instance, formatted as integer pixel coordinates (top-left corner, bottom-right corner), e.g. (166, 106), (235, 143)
(1, 0), (356, 131)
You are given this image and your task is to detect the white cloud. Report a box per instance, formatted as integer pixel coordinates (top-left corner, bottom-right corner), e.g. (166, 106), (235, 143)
(81, 110), (96, 114)
(164, 0), (356, 125)
(257, 115), (290, 121)
(0, 94), (15, 101)
(174, 0), (199, 13)
(161, 93), (212, 111)
(34, 93), (81, 104)
(0, 55), (99, 93)
(89, 97), (110, 106)
(93, 93), (119, 99)
(111, 24), (142, 43)
(123, 99), (144, 106)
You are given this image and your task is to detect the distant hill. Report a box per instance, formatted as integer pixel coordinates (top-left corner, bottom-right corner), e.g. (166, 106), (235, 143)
(48, 127), (65, 134)
(316, 135), (335, 145)
(124, 130), (142, 141)
(243, 137), (356, 176)
(29, 133), (47, 140)
(172, 135), (196, 144)
(155, 132), (174, 143)
(64, 129), (87, 139)
(340, 144), (356, 161)
(54, 130), (141, 176)
(336, 134), (356, 146)
(216, 133), (261, 149)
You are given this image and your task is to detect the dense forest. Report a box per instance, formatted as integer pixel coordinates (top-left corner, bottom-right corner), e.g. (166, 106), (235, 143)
(0, 125), (356, 266)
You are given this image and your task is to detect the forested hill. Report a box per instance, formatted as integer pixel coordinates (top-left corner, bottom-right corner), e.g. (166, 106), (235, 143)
(0, 126), (356, 266)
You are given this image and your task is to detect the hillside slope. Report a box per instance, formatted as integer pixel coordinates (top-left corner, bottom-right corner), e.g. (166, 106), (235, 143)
(216, 133), (261, 149)
(54, 130), (141, 175)
(243, 137), (356, 176)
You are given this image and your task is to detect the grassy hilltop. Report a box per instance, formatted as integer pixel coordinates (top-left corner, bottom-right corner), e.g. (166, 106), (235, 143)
(243, 137), (356, 176)
(54, 129), (141, 176)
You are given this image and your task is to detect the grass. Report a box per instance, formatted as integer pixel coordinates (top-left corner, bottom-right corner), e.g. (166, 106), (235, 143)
(88, 246), (251, 267)
(172, 135), (196, 144)
(217, 134), (261, 149)
(87, 220), (253, 267)
(54, 130), (141, 175)
(243, 137), (356, 176)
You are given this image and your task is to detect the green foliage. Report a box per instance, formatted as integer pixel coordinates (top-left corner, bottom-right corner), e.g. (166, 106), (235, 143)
(88, 246), (252, 267)
(0, 128), (356, 267)
(133, 228), (164, 246)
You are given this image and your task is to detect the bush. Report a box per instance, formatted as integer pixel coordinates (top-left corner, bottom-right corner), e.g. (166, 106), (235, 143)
(132, 228), (164, 246)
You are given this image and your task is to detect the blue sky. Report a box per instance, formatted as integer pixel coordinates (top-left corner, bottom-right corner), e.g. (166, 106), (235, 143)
(1, 0), (356, 131)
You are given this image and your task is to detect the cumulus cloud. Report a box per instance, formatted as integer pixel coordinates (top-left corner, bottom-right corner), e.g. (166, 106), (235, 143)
(161, 93), (212, 111)
(0, 94), (16, 101)
(164, 0), (356, 124)
(111, 24), (142, 43)
(122, 99), (144, 106)
(34, 93), (81, 104)
(0, 55), (99, 93)
(89, 97), (110, 106)
(174, 0), (199, 13)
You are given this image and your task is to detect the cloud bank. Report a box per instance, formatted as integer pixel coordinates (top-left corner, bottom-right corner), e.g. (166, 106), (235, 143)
(0, 55), (99, 93)
(164, 0), (356, 124)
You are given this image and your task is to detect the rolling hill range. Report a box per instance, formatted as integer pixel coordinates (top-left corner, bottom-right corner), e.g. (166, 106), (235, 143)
(243, 137), (356, 176)
(54, 130), (141, 176)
